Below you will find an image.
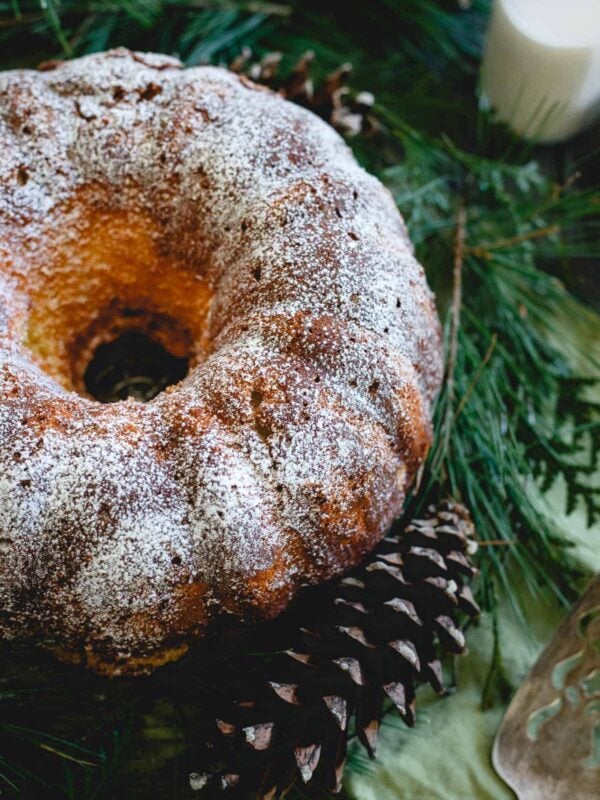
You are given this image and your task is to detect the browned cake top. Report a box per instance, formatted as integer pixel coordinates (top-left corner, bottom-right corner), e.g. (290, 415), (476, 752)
(0, 49), (442, 673)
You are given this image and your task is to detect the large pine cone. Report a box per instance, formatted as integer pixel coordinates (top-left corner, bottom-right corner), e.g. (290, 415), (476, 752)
(185, 501), (480, 798)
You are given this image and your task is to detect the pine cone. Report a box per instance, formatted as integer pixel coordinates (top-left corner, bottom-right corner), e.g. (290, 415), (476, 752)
(188, 501), (480, 798)
(229, 49), (377, 137)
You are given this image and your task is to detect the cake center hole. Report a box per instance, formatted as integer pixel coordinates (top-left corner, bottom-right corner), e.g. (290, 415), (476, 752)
(83, 331), (190, 403)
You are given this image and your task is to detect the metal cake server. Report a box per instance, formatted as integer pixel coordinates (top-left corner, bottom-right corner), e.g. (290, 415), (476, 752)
(493, 575), (600, 800)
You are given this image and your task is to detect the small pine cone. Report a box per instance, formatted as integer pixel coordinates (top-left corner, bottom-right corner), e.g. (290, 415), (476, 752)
(228, 49), (377, 137)
(189, 501), (479, 798)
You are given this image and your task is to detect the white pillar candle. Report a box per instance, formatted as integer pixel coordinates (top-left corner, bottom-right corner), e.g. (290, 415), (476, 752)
(481, 0), (600, 142)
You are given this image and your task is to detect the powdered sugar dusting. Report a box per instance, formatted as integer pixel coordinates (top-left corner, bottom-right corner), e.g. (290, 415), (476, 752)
(0, 49), (442, 670)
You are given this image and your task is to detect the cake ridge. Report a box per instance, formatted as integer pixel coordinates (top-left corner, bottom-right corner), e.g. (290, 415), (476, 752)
(0, 49), (442, 673)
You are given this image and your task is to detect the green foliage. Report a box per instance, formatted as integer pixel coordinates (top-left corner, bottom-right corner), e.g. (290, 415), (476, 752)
(382, 120), (599, 615)
(0, 0), (598, 797)
(529, 377), (600, 527)
(0, 0), (283, 65)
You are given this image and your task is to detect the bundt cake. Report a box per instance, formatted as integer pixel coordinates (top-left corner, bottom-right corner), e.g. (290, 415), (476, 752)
(0, 49), (442, 674)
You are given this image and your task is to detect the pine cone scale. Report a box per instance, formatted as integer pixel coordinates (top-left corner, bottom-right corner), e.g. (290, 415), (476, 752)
(194, 501), (480, 797)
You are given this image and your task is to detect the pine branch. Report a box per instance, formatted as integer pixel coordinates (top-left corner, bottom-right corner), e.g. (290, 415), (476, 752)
(0, 647), (134, 799)
(380, 106), (598, 610)
(0, 1), (283, 64)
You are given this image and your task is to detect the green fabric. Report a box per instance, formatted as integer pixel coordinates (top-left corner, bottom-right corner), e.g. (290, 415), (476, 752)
(347, 410), (599, 799)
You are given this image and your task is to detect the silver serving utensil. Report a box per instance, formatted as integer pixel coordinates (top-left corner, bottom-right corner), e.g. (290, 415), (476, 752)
(493, 575), (600, 800)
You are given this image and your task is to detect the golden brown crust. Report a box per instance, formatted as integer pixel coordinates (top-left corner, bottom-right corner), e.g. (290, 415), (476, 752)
(0, 49), (442, 674)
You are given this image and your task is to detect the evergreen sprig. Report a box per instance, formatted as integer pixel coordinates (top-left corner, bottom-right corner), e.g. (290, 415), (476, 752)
(381, 121), (599, 613)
